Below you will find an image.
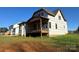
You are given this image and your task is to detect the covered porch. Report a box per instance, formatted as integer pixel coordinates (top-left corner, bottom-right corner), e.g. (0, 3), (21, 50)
(27, 17), (49, 37)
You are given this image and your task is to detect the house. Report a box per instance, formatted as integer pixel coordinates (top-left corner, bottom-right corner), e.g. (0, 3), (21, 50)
(9, 8), (68, 37)
(26, 8), (68, 37)
(18, 22), (26, 36)
(9, 24), (19, 36)
(9, 22), (26, 36)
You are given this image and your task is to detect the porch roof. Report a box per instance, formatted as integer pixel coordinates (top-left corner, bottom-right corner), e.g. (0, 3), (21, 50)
(27, 16), (49, 23)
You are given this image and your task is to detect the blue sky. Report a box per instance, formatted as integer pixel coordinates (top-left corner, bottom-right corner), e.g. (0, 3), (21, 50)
(0, 7), (78, 31)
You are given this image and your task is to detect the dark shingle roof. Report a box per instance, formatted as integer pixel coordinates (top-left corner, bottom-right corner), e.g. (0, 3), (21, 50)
(11, 8), (67, 26)
(19, 8), (67, 24)
(53, 9), (67, 21)
(33, 8), (55, 17)
(33, 8), (67, 21)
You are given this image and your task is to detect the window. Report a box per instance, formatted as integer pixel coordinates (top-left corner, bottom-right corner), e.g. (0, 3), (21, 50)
(38, 12), (40, 16)
(49, 22), (51, 28)
(58, 16), (61, 20)
(55, 23), (57, 29)
(41, 12), (44, 16)
(34, 12), (40, 16)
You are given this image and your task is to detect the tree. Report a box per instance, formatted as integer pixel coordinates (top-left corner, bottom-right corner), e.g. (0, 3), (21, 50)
(0, 27), (8, 33)
(75, 26), (79, 33)
(77, 26), (79, 32)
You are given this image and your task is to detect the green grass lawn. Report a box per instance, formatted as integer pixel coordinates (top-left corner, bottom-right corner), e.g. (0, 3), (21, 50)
(0, 34), (79, 52)
(0, 34), (79, 46)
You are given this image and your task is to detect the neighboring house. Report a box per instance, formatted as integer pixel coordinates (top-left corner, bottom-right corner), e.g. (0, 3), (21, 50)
(9, 24), (19, 36)
(19, 22), (26, 36)
(9, 8), (68, 37)
(9, 22), (26, 36)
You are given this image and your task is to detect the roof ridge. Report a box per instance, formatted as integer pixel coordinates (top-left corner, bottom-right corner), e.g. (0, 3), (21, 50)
(41, 8), (55, 16)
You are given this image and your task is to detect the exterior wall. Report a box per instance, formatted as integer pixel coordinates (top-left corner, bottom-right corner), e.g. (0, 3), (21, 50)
(10, 29), (13, 35)
(21, 24), (26, 36)
(10, 23), (27, 36)
(13, 24), (19, 35)
(48, 10), (68, 37)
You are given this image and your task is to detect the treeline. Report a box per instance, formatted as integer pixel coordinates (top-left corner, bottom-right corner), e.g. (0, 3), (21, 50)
(69, 26), (79, 34)
(0, 27), (8, 33)
(74, 26), (79, 33)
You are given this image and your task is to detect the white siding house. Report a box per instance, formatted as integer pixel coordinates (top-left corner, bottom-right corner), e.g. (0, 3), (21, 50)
(13, 24), (19, 35)
(19, 22), (26, 36)
(9, 8), (68, 37)
(9, 22), (27, 36)
(48, 10), (68, 36)
(9, 24), (20, 36)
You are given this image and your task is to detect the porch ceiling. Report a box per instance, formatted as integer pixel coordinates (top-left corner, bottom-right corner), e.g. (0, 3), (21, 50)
(27, 16), (49, 23)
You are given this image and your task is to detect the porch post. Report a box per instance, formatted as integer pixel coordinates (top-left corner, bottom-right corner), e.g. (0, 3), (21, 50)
(40, 18), (42, 37)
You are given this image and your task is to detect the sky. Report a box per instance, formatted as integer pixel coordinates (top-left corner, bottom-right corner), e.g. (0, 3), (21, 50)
(0, 7), (78, 31)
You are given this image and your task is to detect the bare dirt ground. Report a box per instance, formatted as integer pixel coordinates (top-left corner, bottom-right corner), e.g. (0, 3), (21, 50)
(0, 41), (60, 52)
(0, 34), (79, 52)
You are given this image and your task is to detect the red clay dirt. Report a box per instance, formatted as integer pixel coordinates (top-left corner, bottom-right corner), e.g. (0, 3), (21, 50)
(0, 41), (62, 52)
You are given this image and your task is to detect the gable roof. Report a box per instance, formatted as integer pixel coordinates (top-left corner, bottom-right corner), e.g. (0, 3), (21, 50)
(53, 9), (67, 21)
(32, 8), (67, 21)
(9, 25), (13, 29)
(33, 8), (55, 17)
